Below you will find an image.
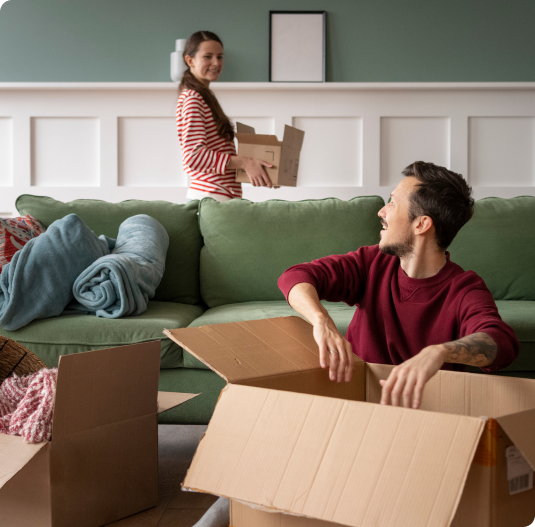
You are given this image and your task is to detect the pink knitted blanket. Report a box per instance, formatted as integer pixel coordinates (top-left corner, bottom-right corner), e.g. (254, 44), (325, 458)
(0, 368), (58, 443)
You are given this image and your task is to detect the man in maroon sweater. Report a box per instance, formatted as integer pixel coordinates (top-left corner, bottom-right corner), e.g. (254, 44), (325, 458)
(278, 161), (519, 410)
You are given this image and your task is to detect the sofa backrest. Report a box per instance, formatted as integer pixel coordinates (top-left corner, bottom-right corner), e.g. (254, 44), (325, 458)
(449, 196), (535, 301)
(199, 197), (385, 308)
(16, 195), (203, 305)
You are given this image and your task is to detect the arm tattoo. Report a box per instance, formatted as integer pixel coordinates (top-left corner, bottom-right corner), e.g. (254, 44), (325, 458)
(442, 332), (498, 368)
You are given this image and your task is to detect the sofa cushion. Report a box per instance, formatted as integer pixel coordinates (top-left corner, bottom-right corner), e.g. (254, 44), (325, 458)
(199, 197), (384, 308)
(0, 301), (204, 369)
(183, 300), (356, 369)
(158, 368), (227, 425)
(449, 196), (535, 301)
(16, 195), (203, 305)
(495, 300), (535, 372)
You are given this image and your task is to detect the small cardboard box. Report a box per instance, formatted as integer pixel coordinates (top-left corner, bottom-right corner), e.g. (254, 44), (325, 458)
(165, 317), (535, 527)
(0, 341), (198, 527)
(235, 122), (305, 187)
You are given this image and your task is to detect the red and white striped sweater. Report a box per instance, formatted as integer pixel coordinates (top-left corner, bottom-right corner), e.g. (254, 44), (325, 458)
(176, 89), (241, 201)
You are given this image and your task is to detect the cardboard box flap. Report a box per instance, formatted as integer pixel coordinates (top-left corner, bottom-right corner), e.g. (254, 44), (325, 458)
(183, 383), (485, 527)
(157, 391), (199, 414)
(235, 133), (281, 146)
(0, 434), (48, 490)
(236, 122), (255, 134)
(496, 408), (535, 471)
(165, 317), (321, 384)
(283, 124), (305, 151)
(52, 341), (161, 439)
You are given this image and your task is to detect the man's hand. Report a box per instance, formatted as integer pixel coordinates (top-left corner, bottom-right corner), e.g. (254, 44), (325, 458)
(379, 345), (445, 409)
(286, 282), (354, 383)
(313, 318), (354, 383)
(379, 332), (498, 409)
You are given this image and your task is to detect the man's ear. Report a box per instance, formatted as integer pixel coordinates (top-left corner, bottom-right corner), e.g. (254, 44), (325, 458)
(414, 215), (434, 236)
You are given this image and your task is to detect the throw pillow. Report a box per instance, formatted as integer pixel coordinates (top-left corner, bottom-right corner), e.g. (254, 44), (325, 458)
(0, 215), (46, 273)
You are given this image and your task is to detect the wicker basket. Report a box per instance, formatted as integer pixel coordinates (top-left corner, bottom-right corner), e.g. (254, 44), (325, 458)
(0, 336), (46, 383)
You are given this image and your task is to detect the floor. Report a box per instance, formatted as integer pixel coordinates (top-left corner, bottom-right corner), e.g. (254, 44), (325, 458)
(105, 425), (218, 527)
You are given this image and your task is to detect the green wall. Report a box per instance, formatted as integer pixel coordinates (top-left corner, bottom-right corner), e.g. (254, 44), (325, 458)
(0, 0), (533, 82)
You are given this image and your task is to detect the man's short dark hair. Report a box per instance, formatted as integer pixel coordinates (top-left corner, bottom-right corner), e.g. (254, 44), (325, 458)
(402, 161), (474, 250)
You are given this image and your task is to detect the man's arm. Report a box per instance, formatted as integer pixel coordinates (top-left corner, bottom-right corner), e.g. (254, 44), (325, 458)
(441, 332), (497, 367)
(379, 332), (497, 409)
(287, 283), (354, 383)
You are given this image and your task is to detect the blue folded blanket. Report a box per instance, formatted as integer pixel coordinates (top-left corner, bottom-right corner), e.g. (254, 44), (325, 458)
(0, 214), (111, 330)
(70, 214), (169, 318)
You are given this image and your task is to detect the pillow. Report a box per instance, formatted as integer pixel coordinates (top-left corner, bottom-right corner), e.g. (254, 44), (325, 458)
(0, 215), (46, 273)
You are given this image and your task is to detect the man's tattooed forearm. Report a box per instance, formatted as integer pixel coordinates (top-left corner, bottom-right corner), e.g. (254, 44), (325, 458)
(442, 333), (498, 367)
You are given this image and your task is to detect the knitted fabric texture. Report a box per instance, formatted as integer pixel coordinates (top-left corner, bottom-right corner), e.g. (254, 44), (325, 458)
(0, 368), (58, 443)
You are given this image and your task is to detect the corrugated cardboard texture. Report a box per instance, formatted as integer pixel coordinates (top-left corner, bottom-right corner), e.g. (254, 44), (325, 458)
(450, 461), (492, 527)
(235, 143), (282, 184)
(366, 363), (394, 403)
(52, 341), (161, 438)
(235, 123), (303, 186)
(165, 317), (321, 383)
(236, 122), (255, 134)
(240, 362), (365, 402)
(0, 442), (51, 527)
(184, 383), (485, 527)
(231, 500), (342, 527)
(368, 364), (535, 418)
(157, 391), (198, 414)
(0, 435), (48, 489)
(283, 125), (305, 151)
(236, 133), (281, 146)
(50, 413), (157, 527)
(491, 422), (535, 527)
(497, 408), (535, 470)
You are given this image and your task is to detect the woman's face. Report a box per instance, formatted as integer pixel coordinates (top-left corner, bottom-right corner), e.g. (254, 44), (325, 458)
(185, 40), (224, 86)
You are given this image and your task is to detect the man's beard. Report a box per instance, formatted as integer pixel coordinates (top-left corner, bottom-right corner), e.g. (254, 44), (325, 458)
(379, 231), (415, 258)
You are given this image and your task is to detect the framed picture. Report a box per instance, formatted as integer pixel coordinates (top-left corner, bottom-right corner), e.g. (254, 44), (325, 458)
(269, 11), (326, 82)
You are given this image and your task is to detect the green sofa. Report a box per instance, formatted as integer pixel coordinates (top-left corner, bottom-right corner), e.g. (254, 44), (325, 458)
(1, 194), (534, 424)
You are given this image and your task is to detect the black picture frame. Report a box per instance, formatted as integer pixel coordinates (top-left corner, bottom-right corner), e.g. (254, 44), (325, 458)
(269, 11), (326, 82)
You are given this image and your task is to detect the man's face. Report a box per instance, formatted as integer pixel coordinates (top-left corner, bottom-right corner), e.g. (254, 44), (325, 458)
(378, 177), (418, 258)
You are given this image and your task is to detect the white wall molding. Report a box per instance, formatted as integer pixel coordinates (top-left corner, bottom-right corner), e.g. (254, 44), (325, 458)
(2, 82), (535, 91)
(1, 82), (535, 215)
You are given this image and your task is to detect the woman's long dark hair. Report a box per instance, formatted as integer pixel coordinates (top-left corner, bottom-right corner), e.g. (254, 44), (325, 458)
(179, 31), (234, 142)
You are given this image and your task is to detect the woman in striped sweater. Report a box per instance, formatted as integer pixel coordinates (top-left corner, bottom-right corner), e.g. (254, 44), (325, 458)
(177, 31), (274, 202)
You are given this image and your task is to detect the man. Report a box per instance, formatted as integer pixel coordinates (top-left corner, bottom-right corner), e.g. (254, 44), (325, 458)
(193, 161), (519, 527)
(278, 161), (519, 409)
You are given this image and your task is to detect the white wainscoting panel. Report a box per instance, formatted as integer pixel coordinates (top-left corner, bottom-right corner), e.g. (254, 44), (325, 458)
(31, 117), (100, 187)
(468, 117), (535, 187)
(118, 117), (184, 187)
(0, 82), (535, 215)
(380, 117), (450, 186)
(0, 117), (13, 187)
(293, 117), (363, 187)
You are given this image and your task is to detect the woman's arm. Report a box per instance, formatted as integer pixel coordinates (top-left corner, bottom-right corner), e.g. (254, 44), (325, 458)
(227, 156), (274, 187)
(179, 96), (231, 175)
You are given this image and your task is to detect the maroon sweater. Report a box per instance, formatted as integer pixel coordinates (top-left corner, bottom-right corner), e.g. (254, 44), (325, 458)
(277, 245), (519, 373)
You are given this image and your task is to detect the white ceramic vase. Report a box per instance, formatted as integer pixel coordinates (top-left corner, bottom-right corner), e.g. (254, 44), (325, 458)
(170, 39), (188, 82)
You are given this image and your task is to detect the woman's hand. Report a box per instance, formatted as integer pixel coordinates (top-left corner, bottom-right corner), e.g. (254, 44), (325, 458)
(228, 156), (274, 187)
(242, 158), (274, 187)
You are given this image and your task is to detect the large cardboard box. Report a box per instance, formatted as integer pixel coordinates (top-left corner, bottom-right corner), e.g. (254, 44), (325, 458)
(0, 341), (197, 527)
(165, 317), (535, 527)
(235, 122), (305, 187)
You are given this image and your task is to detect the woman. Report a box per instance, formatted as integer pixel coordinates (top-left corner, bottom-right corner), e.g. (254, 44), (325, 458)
(177, 31), (274, 202)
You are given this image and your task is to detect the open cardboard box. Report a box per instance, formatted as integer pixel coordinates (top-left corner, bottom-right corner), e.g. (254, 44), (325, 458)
(0, 341), (198, 527)
(165, 317), (535, 527)
(235, 122), (304, 187)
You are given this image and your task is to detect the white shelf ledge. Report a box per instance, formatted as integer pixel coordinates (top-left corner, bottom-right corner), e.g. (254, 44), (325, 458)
(1, 82), (535, 91)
